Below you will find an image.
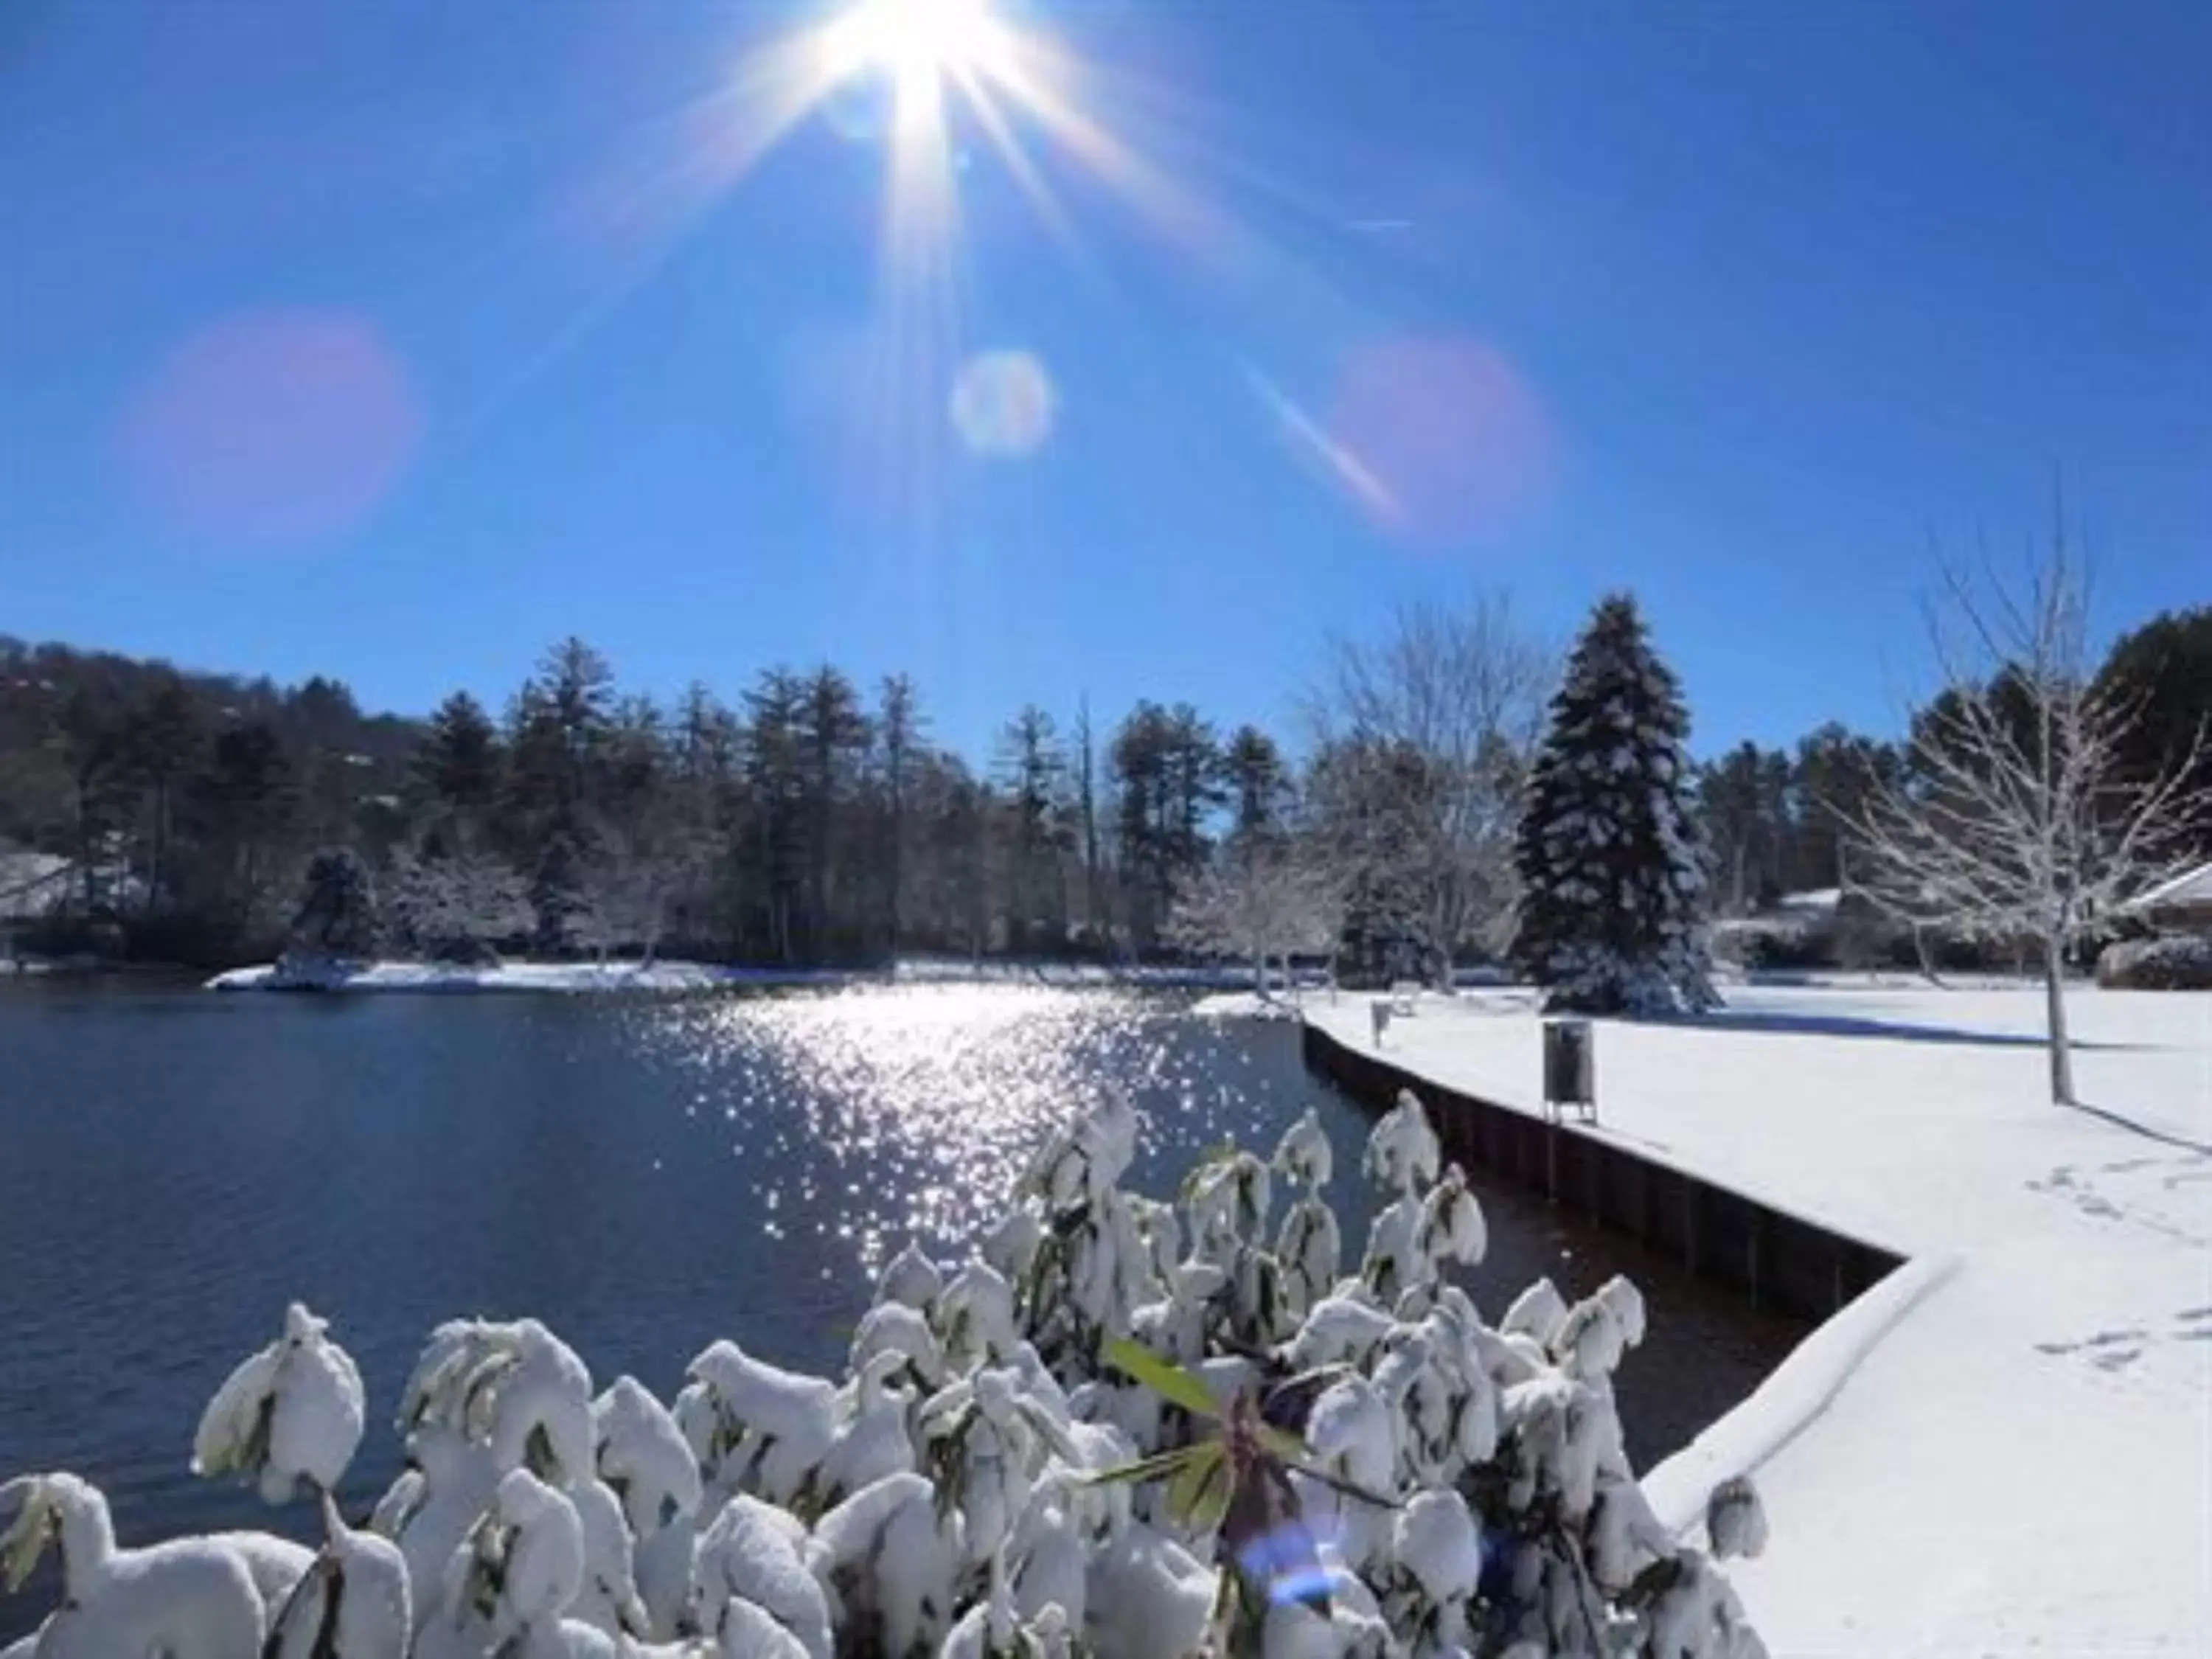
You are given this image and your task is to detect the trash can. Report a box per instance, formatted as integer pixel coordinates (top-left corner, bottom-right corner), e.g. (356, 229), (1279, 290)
(1543, 1018), (1595, 1120)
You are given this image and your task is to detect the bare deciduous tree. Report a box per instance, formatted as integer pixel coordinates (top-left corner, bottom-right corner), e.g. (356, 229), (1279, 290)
(574, 823), (713, 967)
(1305, 593), (1553, 987)
(1166, 837), (1345, 999)
(1843, 537), (2208, 1104)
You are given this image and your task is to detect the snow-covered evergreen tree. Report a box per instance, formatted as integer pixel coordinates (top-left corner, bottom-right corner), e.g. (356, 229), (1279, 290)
(286, 848), (377, 960)
(1512, 594), (1717, 1012)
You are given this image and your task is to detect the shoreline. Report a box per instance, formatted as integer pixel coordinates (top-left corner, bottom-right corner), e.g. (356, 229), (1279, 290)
(199, 956), (1333, 995)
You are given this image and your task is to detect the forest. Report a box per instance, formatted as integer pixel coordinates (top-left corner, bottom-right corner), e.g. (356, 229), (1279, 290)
(0, 596), (2205, 973)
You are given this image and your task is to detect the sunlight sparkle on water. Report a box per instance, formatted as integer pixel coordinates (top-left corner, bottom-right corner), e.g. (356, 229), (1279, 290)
(644, 986), (1153, 1269)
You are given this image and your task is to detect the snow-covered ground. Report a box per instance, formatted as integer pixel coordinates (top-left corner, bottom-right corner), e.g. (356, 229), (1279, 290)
(1306, 980), (2212, 1656)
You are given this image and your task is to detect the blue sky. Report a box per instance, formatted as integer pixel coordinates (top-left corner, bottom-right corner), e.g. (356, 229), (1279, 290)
(2, 0), (2205, 762)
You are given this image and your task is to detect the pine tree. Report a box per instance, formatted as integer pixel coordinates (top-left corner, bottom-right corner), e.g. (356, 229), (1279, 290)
(876, 674), (926, 954)
(412, 692), (501, 846)
(1220, 724), (1290, 843)
(1512, 594), (1715, 1013)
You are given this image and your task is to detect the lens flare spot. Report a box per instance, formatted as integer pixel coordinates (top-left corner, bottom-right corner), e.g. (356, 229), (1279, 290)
(117, 310), (422, 547)
(1329, 335), (1556, 547)
(950, 349), (1057, 458)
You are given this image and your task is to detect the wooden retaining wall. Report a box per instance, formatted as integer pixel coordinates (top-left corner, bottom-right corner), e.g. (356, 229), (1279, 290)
(1301, 1021), (1903, 1321)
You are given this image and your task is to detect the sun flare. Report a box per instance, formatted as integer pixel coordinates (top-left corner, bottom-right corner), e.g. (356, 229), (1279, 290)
(822, 0), (1013, 98)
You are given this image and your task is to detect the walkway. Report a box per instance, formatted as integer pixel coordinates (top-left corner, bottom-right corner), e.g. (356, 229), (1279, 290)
(1304, 980), (2212, 1657)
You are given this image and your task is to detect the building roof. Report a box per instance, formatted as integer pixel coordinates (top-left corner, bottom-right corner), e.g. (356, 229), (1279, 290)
(2123, 860), (2212, 914)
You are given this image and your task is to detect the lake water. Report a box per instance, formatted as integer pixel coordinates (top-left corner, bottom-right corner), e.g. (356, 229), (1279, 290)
(0, 981), (1803, 1638)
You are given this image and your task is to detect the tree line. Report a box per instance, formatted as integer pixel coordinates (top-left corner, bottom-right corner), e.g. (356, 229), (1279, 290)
(1, 588), (2202, 975)
(1693, 602), (2209, 918)
(0, 636), (1287, 968)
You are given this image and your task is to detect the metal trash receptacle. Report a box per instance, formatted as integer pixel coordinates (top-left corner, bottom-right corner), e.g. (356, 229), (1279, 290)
(1543, 1017), (1595, 1120)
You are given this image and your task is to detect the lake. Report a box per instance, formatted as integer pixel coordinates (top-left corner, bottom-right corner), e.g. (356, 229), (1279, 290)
(0, 981), (1803, 1638)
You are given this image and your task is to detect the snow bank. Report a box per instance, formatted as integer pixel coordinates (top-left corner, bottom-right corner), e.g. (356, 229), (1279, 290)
(1308, 979), (2212, 1655)
(1186, 990), (1306, 1020)
(1640, 1251), (1958, 1534)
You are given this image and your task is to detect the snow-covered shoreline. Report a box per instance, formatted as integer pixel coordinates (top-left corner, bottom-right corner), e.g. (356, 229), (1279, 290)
(204, 957), (1326, 994)
(204, 959), (841, 993)
(1307, 981), (2212, 1655)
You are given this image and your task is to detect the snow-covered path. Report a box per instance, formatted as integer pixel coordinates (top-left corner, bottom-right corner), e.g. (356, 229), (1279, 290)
(1307, 982), (2212, 1657)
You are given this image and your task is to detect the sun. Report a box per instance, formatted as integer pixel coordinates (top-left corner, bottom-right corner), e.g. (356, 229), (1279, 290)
(822, 0), (1013, 98)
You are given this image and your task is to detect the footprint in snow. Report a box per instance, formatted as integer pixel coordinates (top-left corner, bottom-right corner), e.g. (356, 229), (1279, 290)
(2028, 1161), (2209, 1245)
(2034, 1328), (2147, 1355)
(2038, 1312), (2212, 1369)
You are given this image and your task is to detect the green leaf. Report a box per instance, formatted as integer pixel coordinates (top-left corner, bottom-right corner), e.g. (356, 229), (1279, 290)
(1083, 1444), (1208, 1488)
(1102, 1338), (1220, 1419)
(1, 1502), (49, 1595)
(1168, 1442), (1231, 1531)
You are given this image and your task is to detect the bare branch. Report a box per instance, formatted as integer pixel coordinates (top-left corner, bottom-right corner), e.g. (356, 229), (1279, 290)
(1841, 529), (2210, 1102)
(1304, 591), (1554, 977)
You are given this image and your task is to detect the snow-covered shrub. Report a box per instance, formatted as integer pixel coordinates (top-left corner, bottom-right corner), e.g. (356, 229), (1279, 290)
(2096, 933), (2212, 990)
(1, 1090), (1767, 1659)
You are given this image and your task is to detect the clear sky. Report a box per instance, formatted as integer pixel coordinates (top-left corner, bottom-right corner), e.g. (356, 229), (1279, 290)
(2, 0), (2205, 761)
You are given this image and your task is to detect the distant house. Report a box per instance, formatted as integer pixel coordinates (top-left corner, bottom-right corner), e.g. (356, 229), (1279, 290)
(2120, 862), (2212, 935)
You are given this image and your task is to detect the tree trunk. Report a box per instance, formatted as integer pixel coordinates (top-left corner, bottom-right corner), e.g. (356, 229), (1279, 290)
(149, 776), (170, 914)
(77, 775), (98, 911)
(2043, 931), (2075, 1105)
(1911, 922), (1945, 988)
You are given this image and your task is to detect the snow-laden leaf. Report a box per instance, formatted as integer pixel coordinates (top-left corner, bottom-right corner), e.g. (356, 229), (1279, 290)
(1175, 1143), (1240, 1206)
(1102, 1338), (1219, 1420)
(1254, 1426), (1400, 1511)
(1166, 1442), (1232, 1534)
(0, 1479), (52, 1593)
(1082, 1444), (1210, 1489)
